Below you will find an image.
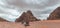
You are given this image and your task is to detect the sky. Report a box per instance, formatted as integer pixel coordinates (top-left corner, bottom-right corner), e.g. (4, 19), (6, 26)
(0, 0), (60, 22)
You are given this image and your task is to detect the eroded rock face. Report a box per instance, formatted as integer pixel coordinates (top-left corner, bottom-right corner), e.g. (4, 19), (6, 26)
(0, 17), (9, 22)
(47, 7), (60, 20)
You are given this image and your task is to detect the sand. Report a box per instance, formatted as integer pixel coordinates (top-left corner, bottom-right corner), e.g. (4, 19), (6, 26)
(0, 20), (60, 28)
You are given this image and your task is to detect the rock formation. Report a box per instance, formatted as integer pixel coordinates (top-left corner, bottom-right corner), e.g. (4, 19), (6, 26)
(0, 17), (9, 22)
(15, 10), (39, 22)
(15, 10), (40, 26)
(47, 7), (60, 20)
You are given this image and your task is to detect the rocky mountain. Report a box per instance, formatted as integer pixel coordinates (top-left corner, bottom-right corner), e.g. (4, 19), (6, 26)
(15, 10), (39, 22)
(0, 17), (9, 22)
(47, 7), (60, 20)
(15, 10), (40, 26)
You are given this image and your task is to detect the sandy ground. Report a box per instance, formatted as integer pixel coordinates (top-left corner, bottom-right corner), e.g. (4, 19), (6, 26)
(0, 20), (60, 28)
(0, 22), (24, 28)
(27, 20), (60, 28)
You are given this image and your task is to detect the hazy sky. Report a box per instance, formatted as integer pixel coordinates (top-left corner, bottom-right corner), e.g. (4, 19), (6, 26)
(0, 0), (60, 22)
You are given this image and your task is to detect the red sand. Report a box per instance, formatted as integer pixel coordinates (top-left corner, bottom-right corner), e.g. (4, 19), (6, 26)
(0, 20), (60, 28)
(0, 22), (24, 28)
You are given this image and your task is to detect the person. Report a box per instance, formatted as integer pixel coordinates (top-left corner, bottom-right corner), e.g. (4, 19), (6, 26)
(22, 20), (29, 26)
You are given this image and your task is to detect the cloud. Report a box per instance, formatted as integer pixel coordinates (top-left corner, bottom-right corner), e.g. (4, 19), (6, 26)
(0, 0), (60, 21)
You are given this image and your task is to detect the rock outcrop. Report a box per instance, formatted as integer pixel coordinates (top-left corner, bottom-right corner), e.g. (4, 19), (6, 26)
(0, 17), (9, 22)
(15, 10), (39, 22)
(47, 7), (60, 20)
(15, 10), (40, 26)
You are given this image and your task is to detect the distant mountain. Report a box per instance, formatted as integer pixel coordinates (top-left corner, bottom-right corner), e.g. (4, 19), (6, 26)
(47, 7), (60, 20)
(15, 10), (40, 26)
(0, 17), (9, 22)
